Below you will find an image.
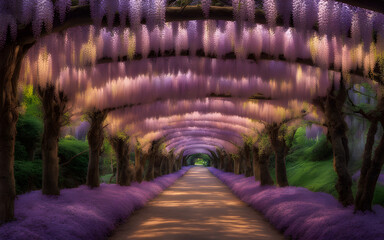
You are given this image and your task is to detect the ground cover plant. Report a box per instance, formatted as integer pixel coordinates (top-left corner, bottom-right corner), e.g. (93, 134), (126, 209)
(0, 167), (191, 240)
(210, 167), (384, 240)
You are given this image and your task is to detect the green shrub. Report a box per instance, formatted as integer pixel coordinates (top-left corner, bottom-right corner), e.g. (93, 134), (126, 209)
(16, 85), (43, 161)
(58, 137), (89, 188)
(14, 160), (42, 194)
(14, 141), (28, 162)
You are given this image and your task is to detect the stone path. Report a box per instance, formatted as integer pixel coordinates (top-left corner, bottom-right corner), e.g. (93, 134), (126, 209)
(109, 166), (284, 240)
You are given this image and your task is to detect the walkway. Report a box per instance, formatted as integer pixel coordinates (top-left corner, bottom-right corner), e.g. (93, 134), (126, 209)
(109, 166), (284, 240)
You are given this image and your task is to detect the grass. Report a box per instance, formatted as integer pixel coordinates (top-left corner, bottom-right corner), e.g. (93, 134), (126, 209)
(269, 127), (384, 206)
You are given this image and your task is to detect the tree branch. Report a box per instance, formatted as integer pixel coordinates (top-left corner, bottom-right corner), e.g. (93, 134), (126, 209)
(60, 149), (88, 166)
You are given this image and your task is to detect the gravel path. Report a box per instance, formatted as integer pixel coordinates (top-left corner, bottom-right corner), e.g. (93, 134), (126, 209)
(109, 166), (284, 240)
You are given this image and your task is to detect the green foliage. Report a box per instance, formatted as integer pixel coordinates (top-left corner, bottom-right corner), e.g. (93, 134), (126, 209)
(101, 138), (116, 175)
(284, 124), (299, 147)
(14, 141), (28, 162)
(257, 133), (271, 155)
(286, 127), (332, 162)
(371, 185), (384, 205)
(20, 85), (42, 118)
(273, 127), (384, 206)
(58, 137), (89, 188)
(242, 134), (255, 146)
(285, 159), (338, 196)
(189, 153), (211, 166)
(194, 158), (205, 165)
(16, 85), (43, 161)
(14, 160), (42, 194)
(101, 174), (116, 184)
(16, 115), (43, 158)
(309, 135), (333, 162)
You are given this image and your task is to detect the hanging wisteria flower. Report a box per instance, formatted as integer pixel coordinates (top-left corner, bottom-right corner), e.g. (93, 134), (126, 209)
(32, 0), (54, 37)
(128, 0), (142, 31)
(318, 0), (332, 35)
(263, 0), (277, 28)
(277, 0), (292, 27)
(0, 13), (17, 49)
(233, 0), (247, 23)
(55, 0), (71, 23)
(118, 0), (129, 27)
(201, 0), (212, 18)
(154, 0), (166, 30)
(103, 0), (119, 29)
(90, 0), (105, 28)
(21, 0), (36, 25)
(245, 0), (255, 23)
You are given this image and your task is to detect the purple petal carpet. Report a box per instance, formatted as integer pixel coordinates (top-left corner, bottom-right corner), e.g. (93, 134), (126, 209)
(209, 167), (384, 240)
(0, 167), (191, 240)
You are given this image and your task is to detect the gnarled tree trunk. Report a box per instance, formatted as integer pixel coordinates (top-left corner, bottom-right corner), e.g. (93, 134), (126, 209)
(233, 155), (240, 174)
(168, 152), (175, 174)
(110, 135), (133, 186)
(216, 149), (225, 170)
(38, 84), (68, 195)
(243, 144), (253, 177)
(268, 123), (289, 187)
(154, 155), (163, 177)
(86, 109), (108, 188)
(182, 155), (188, 166)
(0, 44), (32, 224)
(355, 92), (384, 212)
(253, 146), (274, 186)
(224, 153), (233, 173)
(314, 80), (354, 206)
(175, 151), (184, 171)
(355, 128), (384, 211)
(252, 146), (261, 181)
(135, 147), (145, 183)
(208, 150), (218, 168)
(146, 154), (155, 181)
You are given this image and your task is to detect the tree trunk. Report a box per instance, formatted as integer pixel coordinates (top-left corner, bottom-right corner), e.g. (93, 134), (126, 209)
(252, 146), (261, 181)
(182, 155), (188, 166)
(110, 136), (132, 186)
(355, 120), (378, 211)
(268, 124), (289, 187)
(225, 153), (233, 172)
(135, 147), (144, 183)
(355, 93), (384, 211)
(168, 153), (175, 174)
(154, 156), (163, 177)
(39, 84), (68, 195)
(160, 155), (166, 175)
(243, 145), (253, 177)
(146, 155), (155, 181)
(321, 80), (354, 206)
(175, 152), (184, 171)
(234, 156), (240, 174)
(218, 157), (223, 170)
(355, 131), (384, 211)
(275, 150), (289, 187)
(253, 146), (274, 186)
(86, 110), (108, 188)
(0, 44), (31, 224)
(259, 151), (275, 186)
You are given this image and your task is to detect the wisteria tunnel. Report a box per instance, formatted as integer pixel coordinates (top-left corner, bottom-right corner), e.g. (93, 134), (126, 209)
(1, 0), (384, 239)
